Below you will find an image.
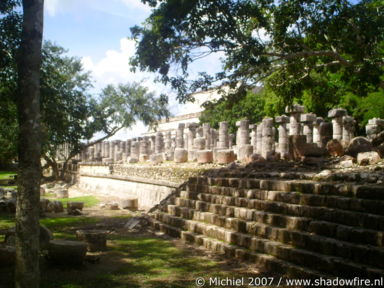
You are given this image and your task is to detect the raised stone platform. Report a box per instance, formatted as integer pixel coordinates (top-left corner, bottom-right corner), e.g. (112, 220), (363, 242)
(149, 165), (384, 279)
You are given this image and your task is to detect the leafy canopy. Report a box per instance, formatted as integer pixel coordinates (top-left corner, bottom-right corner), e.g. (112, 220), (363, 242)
(131, 0), (383, 104)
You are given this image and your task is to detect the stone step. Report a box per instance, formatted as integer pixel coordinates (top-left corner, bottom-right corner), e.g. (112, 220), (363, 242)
(167, 204), (384, 248)
(150, 218), (330, 279)
(154, 213), (383, 278)
(200, 178), (384, 201)
(156, 211), (384, 269)
(203, 186), (384, 216)
(174, 195), (384, 231)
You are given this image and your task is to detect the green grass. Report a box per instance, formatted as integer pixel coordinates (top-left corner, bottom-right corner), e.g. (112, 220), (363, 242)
(0, 171), (16, 180)
(55, 196), (100, 208)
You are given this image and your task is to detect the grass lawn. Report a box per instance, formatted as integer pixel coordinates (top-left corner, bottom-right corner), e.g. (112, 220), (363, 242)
(0, 171), (16, 180)
(54, 196), (100, 208)
(0, 209), (268, 288)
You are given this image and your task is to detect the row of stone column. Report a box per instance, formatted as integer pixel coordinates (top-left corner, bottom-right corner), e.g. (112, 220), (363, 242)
(77, 105), (384, 164)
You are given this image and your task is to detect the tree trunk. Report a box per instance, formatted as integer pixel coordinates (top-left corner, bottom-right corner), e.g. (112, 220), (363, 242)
(15, 1), (44, 288)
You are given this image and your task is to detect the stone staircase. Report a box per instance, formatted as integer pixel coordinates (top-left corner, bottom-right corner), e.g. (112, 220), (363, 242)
(150, 169), (384, 278)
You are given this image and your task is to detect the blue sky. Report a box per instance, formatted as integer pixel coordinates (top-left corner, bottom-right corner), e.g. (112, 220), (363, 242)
(43, 0), (223, 138)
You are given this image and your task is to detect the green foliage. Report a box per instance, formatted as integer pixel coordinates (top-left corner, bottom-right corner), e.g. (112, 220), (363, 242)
(200, 88), (284, 133)
(132, 0), (384, 123)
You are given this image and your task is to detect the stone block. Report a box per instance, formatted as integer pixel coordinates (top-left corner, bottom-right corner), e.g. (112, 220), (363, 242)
(76, 229), (109, 252)
(285, 104), (305, 113)
(328, 108), (347, 118)
(174, 148), (188, 163)
(47, 240), (87, 265)
(345, 137), (373, 157)
(275, 115), (289, 123)
(357, 151), (381, 165)
(216, 150), (236, 164)
(326, 139), (344, 157)
(120, 198), (138, 210)
(238, 144), (253, 162)
(197, 150), (213, 164)
(300, 113), (316, 123)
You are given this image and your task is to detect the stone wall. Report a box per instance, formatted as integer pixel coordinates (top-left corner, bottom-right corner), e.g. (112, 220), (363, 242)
(77, 163), (210, 210)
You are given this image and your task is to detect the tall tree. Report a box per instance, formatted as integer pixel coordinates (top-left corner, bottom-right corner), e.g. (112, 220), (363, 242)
(15, 1), (44, 288)
(131, 0), (383, 115)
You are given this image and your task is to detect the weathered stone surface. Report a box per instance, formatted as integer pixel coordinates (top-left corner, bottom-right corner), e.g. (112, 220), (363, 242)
(76, 229), (109, 252)
(238, 144), (253, 162)
(345, 137), (373, 157)
(67, 202), (84, 215)
(47, 240), (87, 265)
(120, 198), (138, 210)
(216, 150), (236, 164)
(289, 135), (326, 160)
(326, 139), (344, 157)
(357, 151), (381, 166)
(372, 131), (384, 147)
(174, 148), (188, 163)
(197, 150), (213, 164)
(328, 108), (347, 118)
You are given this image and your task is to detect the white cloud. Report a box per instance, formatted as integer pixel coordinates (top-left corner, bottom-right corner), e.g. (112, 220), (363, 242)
(83, 38), (174, 139)
(45, 0), (150, 18)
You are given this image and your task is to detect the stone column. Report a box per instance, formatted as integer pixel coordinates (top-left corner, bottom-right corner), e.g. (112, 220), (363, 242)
(228, 134), (234, 148)
(125, 139), (131, 156)
(300, 113), (316, 143)
(150, 132), (165, 163)
(128, 138), (139, 163)
(256, 123), (263, 154)
(186, 123), (198, 161)
(261, 118), (274, 159)
(104, 141), (110, 158)
(109, 141), (115, 162)
(236, 119), (253, 161)
(155, 132), (164, 154)
(275, 115), (289, 159)
(250, 124), (257, 152)
(174, 123), (188, 162)
(366, 118), (384, 140)
(328, 108), (347, 141)
(139, 137), (149, 161)
(342, 116), (355, 146)
(313, 117), (324, 147)
(202, 123), (211, 149)
(285, 104), (304, 136)
(149, 135), (156, 155)
(217, 121), (229, 149)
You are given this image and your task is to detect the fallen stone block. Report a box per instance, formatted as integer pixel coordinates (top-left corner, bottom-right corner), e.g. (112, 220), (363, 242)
(345, 137), (373, 157)
(76, 229), (109, 252)
(47, 240), (87, 265)
(326, 139), (344, 157)
(357, 151), (381, 166)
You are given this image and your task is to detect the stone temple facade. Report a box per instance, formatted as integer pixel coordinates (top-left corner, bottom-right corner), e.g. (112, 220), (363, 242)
(69, 105), (384, 165)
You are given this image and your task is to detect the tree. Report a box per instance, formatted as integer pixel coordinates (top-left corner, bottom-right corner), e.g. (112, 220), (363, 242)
(0, 3), (171, 177)
(131, 0), (383, 122)
(43, 80), (169, 180)
(15, 0), (44, 288)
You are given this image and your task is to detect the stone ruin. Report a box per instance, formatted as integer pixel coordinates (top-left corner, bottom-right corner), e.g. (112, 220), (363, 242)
(71, 105), (384, 166)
